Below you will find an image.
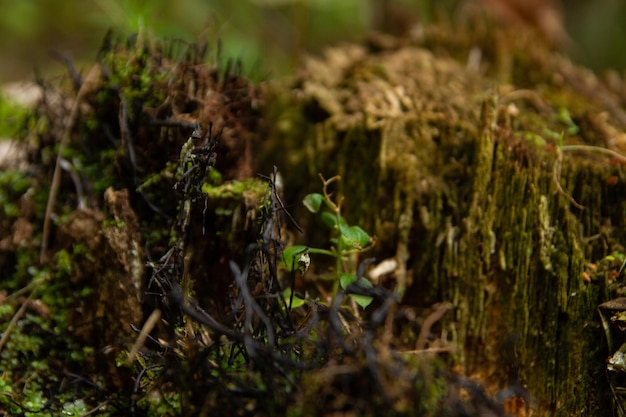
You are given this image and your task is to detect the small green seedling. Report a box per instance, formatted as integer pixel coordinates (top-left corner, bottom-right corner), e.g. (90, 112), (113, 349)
(281, 174), (375, 309)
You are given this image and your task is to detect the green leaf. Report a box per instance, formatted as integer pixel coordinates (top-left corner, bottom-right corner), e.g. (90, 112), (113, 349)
(339, 225), (371, 249)
(340, 273), (355, 288)
(320, 212), (336, 228)
(340, 273), (373, 308)
(320, 212), (347, 229)
(283, 288), (306, 308)
(303, 193), (324, 213)
(280, 245), (309, 271)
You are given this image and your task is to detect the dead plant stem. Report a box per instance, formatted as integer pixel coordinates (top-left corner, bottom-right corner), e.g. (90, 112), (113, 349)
(40, 64), (102, 263)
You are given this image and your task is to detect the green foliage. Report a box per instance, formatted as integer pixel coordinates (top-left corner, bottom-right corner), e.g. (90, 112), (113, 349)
(283, 288), (306, 308)
(302, 192), (324, 213)
(338, 223), (371, 250)
(61, 399), (88, 416)
(281, 245), (312, 272)
(339, 273), (373, 308)
(282, 175), (374, 308)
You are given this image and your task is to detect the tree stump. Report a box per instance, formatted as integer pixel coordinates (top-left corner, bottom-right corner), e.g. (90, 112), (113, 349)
(264, 28), (626, 415)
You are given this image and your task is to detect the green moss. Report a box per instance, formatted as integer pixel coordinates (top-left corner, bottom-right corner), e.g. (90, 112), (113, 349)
(6, 249), (39, 291)
(100, 40), (170, 109)
(0, 170), (31, 218)
(0, 251), (106, 414)
(72, 242), (92, 259)
(202, 177), (267, 200)
(103, 218), (126, 230)
(55, 249), (73, 275)
(0, 93), (32, 138)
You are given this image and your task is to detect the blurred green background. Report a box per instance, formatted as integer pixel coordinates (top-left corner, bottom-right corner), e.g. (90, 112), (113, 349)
(0, 0), (625, 83)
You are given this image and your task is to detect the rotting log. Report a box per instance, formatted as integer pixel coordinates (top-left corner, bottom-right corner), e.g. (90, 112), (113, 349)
(263, 28), (626, 415)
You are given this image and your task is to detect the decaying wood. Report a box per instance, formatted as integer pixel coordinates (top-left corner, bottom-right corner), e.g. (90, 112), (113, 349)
(264, 27), (626, 415)
(5, 23), (626, 415)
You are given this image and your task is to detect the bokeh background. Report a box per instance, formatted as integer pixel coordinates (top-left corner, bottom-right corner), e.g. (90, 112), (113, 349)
(0, 0), (625, 83)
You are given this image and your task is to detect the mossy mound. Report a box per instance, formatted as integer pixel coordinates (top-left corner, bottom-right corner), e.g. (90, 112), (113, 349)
(0, 33), (274, 416)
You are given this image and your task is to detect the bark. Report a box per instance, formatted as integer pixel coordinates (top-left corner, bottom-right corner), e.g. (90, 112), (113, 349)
(264, 28), (626, 416)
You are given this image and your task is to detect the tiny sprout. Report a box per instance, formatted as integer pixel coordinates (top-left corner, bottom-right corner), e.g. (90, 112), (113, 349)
(282, 174), (375, 309)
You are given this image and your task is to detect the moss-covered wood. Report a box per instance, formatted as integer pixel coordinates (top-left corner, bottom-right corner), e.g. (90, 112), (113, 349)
(4, 23), (626, 416)
(264, 28), (626, 415)
(0, 35), (274, 415)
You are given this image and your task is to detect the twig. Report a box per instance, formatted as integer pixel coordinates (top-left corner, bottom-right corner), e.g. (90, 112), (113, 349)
(0, 285), (40, 353)
(270, 167), (303, 234)
(499, 89), (550, 113)
(319, 173), (342, 213)
(59, 159), (87, 209)
(168, 280), (242, 341)
(400, 346), (454, 354)
(553, 144), (626, 210)
(79, 400), (109, 417)
(40, 64), (102, 263)
(552, 147), (585, 210)
(415, 302), (452, 351)
(4, 276), (48, 302)
(230, 260), (276, 348)
(149, 118), (199, 129)
(561, 144), (626, 164)
(126, 309), (162, 365)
